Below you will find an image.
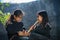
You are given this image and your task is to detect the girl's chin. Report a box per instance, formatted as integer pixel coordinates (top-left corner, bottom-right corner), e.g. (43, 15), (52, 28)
(38, 21), (41, 22)
(17, 21), (21, 22)
(38, 21), (42, 24)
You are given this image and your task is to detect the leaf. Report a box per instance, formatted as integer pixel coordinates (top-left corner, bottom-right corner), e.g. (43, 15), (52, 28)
(0, 11), (11, 25)
(1, 6), (4, 11)
(0, 2), (2, 6)
(5, 3), (10, 7)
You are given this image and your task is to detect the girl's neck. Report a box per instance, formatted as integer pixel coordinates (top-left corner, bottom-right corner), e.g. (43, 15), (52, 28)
(13, 19), (17, 22)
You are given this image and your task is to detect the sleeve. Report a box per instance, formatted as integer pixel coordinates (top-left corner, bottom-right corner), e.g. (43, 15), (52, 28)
(6, 22), (24, 34)
(45, 24), (51, 38)
(6, 24), (18, 34)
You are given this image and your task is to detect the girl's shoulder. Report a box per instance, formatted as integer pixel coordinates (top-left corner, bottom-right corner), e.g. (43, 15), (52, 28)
(45, 23), (51, 30)
(6, 21), (13, 25)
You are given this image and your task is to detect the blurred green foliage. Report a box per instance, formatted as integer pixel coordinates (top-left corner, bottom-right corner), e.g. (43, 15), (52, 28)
(0, 2), (10, 11)
(0, 10), (11, 25)
(0, 2), (2, 6)
(0, 2), (11, 25)
(5, 3), (10, 7)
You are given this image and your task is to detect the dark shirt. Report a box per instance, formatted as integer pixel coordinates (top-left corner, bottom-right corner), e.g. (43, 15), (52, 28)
(6, 21), (24, 40)
(30, 23), (51, 40)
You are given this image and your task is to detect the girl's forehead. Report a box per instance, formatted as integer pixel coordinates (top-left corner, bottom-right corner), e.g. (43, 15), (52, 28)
(37, 15), (42, 17)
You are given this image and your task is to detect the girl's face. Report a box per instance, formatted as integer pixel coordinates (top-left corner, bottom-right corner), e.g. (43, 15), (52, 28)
(14, 15), (23, 22)
(37, 15), (43, 23)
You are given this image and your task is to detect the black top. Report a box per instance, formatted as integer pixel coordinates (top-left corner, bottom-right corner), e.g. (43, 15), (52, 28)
(6, 21), (24, 40)
(30, 23), (51, 40)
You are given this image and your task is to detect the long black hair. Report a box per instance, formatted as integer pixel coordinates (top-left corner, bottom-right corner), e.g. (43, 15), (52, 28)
(38, 11), (49, 27)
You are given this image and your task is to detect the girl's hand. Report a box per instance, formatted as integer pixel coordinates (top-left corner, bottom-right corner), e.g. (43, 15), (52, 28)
(18, 31), (30, 36)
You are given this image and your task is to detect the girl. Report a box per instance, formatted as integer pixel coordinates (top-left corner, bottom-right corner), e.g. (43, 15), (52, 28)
(6, 10), (27, 40)
(29, 11), (51, 40)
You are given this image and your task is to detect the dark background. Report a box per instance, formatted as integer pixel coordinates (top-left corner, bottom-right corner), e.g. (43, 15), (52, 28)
(0, 0), (60, 40)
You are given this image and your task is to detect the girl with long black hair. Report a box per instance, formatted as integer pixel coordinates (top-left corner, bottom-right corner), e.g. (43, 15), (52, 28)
(29, 11), (51, 40)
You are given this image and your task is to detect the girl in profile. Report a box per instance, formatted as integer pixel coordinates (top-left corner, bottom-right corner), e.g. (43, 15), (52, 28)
(29, 11), (51, 40)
